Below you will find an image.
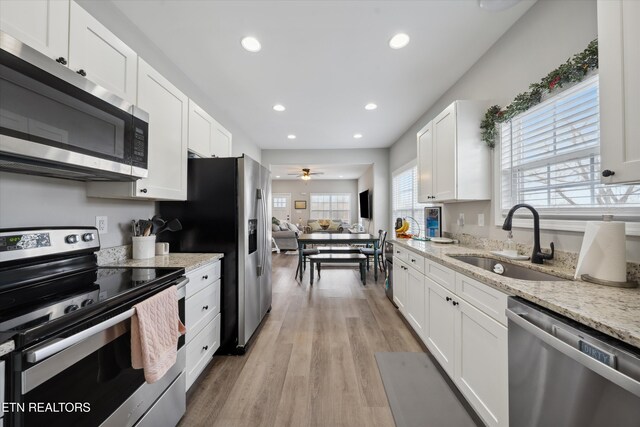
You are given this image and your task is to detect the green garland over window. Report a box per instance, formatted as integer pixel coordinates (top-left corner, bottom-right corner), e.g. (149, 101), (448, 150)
(480, 39), (598, 148)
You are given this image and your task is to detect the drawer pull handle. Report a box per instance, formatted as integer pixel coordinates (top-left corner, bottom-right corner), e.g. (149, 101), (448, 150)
(203, 305), (209, 310)
(203, 275), (209, 280)
(411, 259), (415, 263)
(203, 345), (209, 351)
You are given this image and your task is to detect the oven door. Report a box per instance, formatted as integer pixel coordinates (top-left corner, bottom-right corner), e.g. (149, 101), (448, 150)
(8, 281), (186, 427)
(0, 31), (148, 181)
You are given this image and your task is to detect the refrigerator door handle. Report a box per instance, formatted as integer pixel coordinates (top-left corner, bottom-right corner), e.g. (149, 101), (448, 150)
(256, 188), (265, 277)
(261, 188), (268, 276)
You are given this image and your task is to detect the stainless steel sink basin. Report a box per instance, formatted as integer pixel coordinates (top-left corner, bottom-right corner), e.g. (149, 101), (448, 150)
(448, 255), (567, 282)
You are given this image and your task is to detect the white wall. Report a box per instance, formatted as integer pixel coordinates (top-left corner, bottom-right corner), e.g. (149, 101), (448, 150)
(272, 179), (359, 225)
(385, 0), (640, 261)
(357, 165), (374, 233)
(262, 149), (390, 233)
(76, 0), (262, 162)
(0, 172), (154, 248)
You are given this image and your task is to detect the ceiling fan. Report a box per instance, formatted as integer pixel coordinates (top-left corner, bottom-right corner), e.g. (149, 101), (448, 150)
(287, 168), (324, 180)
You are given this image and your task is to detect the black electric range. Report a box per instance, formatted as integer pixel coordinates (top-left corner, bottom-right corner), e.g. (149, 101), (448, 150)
(0, 227), (184, 350)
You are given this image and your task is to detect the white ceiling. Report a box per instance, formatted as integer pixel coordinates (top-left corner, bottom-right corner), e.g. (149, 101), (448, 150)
(270, 164), (371, 180)
(110, 0), (536, 150)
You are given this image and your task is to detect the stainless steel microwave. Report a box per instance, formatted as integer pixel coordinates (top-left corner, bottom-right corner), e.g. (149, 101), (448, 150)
(0, 31), (148, 181)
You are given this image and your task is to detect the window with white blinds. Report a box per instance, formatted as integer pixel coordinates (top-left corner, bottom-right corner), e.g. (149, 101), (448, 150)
(392, 163), (425, 235)
(310, 193), (351, 222)
(500, 75), (640, 218)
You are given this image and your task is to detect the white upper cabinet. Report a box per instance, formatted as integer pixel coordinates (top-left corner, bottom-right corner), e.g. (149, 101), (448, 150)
(68, 1), (137, 104)
(134, 59), (188, 200)
(211, 119), (232, 158)
(188, 100), (215, 158)
(0, 0), (69, 62)
(87, 59), (188, 200)
(417, 100), (491, 203)
(417, 122), (434, 202)
(187, 100), (233, 158)
(598, 0), (640, 184)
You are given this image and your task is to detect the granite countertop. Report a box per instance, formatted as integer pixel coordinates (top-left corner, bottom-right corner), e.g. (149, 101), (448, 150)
(0, 339), (15, 357)
(389, 238), (640, 349)
(105, 253), (224, 273)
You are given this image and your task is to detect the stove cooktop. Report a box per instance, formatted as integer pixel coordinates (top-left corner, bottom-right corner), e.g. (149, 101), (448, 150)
(0, 266), (184, 347)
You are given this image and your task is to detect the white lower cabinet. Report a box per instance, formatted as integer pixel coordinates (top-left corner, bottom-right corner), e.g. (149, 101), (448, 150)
(184, 260), (221, 391)
(455, 298), (508, 427)
(406, 261), (426, 338)
(394, 247), (509, 427)
(424, 276), (456, 377)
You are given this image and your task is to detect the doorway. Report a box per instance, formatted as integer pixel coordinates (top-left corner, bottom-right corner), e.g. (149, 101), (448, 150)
(272, 193), (291, 222)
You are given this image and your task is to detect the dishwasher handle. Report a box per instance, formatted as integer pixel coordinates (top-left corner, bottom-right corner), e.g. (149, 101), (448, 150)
(506, 308), (640, 398)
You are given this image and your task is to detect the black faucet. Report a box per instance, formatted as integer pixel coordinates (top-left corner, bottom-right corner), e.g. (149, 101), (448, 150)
(502, 203), (554, 265)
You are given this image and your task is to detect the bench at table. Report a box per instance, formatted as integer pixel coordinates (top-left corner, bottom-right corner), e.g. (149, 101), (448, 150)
(308, 253), (367, 286)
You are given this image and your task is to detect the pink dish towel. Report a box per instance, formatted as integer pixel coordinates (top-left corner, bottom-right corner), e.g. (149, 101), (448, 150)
(131, 286), (186, 383)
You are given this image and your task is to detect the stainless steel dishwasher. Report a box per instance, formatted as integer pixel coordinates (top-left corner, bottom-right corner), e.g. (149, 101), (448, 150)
(506, 297), (640, 427)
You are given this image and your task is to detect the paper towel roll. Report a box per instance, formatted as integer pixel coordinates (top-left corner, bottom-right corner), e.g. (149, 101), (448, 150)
(575, 220), (627, 282)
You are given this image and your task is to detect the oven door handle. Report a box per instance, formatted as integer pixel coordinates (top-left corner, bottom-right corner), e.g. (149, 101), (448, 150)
(26, 308), (135, 363)
(26, 277), (188, 363)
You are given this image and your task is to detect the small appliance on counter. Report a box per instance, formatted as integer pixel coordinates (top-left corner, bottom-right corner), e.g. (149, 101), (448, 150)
(0, 227), (187, 427)
(425, 207), (442, 238)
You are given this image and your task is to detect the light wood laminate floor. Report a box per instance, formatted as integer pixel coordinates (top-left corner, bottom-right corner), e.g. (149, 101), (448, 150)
(180, 253), (423, 427)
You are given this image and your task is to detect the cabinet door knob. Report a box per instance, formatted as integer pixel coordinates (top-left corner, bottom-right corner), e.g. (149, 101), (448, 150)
(203, 345), (209, 351)
(446, 297), (452, 302)
(202, 275), (209, 280)
(203, 305), (209, 310)
(602, 169), (615, 177)
(140, 188), (148, 193)
(452, 301), (459, 306)
(76, 69), (87, 77)
(56, 56), (67, 65)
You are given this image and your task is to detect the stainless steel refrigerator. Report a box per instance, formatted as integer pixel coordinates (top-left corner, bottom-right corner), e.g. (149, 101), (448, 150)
(159, 155), (272, 354)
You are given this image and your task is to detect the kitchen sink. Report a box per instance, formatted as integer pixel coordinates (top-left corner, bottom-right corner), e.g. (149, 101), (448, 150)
(448, 255), (568, 282)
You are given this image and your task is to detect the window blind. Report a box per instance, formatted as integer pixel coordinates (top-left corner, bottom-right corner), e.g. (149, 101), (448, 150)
(500, 75), (640, 216)
(392, 165), (425, 235)
(310, 193), (351, 222)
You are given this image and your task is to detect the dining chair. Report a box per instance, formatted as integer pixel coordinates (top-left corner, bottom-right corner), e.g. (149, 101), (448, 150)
(360, 229), (386, 273)
(295, 240), (319, 280)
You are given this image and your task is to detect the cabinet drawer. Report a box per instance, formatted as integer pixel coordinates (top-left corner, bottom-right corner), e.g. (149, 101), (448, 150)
(406, 251), (425, 274)
(186, 279), (220, 342)
(455, 273), (508, 326)
(185, 261), (220, 298)
(425, 259), (455, 292)
(393, 245), (409, 262)
(186, 313), (220, 391)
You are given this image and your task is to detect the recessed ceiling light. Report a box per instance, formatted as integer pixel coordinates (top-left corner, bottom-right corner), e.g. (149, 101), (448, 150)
(478, 0), (522, 11)
(353, 133), (363, 139)
(275, 175), (280, 178)
(287, 134), (296, 140)
(339, 175), (344, 178)
(240, 36), (261, 53)
(273, 104), (286, 112)
(365, 103), (378, 110)
(389, 33), (410, 49)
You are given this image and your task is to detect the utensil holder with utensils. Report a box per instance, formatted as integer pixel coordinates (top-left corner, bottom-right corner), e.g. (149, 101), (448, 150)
(132, 235), (156, 260)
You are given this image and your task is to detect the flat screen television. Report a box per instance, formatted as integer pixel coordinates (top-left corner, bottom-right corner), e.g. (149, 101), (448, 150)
(359, 190), (371, 219)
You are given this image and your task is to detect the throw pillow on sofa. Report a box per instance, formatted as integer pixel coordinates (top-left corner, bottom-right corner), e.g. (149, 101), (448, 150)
(272, 217), (280, 225)
(309, 221), (322, 232)
(327, 220), (342, 231)
(279, 223), (289, 231)
(272, 224), (280, 232)
(287, 223), (300, 234)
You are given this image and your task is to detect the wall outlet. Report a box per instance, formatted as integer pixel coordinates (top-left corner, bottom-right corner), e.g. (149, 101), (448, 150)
(478, 214), (485, 227)
(458, 213), (465, 227)
(96, 216), (108, 234)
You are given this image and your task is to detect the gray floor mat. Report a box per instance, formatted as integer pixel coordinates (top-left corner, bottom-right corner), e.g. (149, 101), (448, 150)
(375, 352), (480, 427)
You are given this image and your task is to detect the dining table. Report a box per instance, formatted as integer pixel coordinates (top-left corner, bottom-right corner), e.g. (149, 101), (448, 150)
(296, 233), (380, 281)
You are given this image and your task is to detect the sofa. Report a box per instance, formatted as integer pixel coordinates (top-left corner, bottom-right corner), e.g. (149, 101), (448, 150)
(305, 219), (350, 234)
(272, 218), (301, 251)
